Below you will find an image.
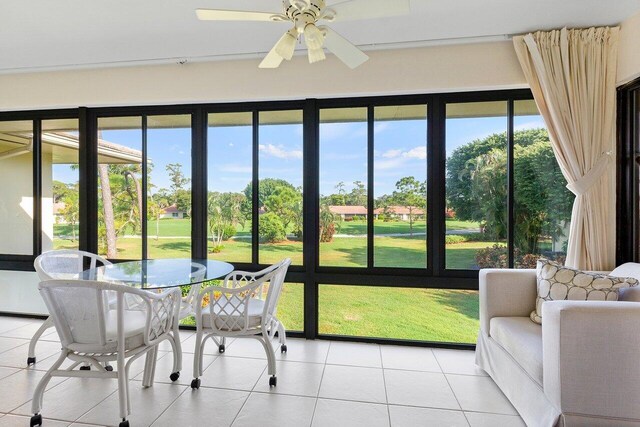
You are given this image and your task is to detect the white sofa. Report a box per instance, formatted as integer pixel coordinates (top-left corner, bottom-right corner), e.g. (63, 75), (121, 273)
(475, 263), (640, 427)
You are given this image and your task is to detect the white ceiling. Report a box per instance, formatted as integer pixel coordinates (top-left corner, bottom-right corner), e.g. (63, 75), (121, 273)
(1, 0), (639, 73)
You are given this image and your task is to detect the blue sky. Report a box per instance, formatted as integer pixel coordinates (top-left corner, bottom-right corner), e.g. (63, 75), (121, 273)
(52, 114), (546, 197)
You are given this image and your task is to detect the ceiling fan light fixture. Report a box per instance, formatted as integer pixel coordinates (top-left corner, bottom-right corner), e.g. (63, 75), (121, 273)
(275, 29), (298, 60)
(303, 23), (324, 50)
(307, 46), (326, 64)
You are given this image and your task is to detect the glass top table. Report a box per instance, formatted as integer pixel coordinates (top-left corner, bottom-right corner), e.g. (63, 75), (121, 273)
(81, 258), (234, 290)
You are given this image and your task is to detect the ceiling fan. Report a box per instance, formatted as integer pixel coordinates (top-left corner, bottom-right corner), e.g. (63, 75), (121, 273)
(196, 0), (411, 69)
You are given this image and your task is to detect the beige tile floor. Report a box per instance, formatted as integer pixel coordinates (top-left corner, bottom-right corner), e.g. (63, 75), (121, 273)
(0, 316), (525, 427)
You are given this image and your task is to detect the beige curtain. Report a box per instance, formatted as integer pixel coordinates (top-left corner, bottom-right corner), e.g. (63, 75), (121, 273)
(513, 27), (619, 270)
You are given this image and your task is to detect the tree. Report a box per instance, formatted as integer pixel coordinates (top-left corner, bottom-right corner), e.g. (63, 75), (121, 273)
(52, 181), (70, 203)
(348, 180), (367, 206)
(319, 202), (341, 242)
(59, 186), (79, 241)
(166, 163), (190, 216)
(390, 176), (426, 236)
(208, 192), (245, 249)
(148, 191), (170, 240)
(334, 181), (346, 206)
(264, 186), (302, 232)
(242, 178), (297, 221)
(446, 128), (573, 254)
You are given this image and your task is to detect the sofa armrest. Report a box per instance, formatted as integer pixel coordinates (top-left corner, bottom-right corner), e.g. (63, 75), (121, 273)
(542, 301), (640, 420)
(479, 269), (537, 334)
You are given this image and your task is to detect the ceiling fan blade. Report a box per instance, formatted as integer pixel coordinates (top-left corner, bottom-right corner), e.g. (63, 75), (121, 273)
(327, 0), (410, 22)
(322, 27), (369, 69)
(259, 47), (284, 69)
(196, 9), (282, 22)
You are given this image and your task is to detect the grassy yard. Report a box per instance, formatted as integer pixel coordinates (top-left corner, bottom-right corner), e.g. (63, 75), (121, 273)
(53, 217), (488, 344)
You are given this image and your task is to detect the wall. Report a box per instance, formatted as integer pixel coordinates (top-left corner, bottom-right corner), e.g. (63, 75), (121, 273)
(0, 154), (34, 255)
(0, 41), (526, 111)
(618, 10), (640, 86)
(0, 271), (46, 315)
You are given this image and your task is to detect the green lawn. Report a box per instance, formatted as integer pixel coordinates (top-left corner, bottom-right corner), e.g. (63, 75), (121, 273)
(53, 217), (488, 344)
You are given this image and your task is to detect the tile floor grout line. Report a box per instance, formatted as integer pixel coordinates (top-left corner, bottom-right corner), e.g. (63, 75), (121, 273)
(434, 352), (471, 427)
(308, 341), (331, 427)
(147, 383), (191, 427)
(228, 389), (256, 427)
(378, 345), (392, 427)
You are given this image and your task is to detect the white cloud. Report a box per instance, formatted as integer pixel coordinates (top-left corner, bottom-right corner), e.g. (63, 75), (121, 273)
(379, 146), (426, 161)
(382, 149), (402, 159)
(228, 143), (234, 147)
(259, 144), (303, 160)
(404, 146), (427, 160)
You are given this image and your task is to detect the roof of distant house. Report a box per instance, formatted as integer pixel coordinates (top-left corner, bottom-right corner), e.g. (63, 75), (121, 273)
(328, 205), (368, 215)
(373, 206), (425, 215)
(162, 204), (183, 214)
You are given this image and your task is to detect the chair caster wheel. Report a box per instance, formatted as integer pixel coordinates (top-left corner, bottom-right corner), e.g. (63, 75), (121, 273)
(30, 414), (42, 427)
(119, 420), (130, 427)
(280, 344), (287, 353)
(170, 371), (180, 382)
(105, 365), (113, 372)
(79, 365), (91, 371)
(27, 357), (36, 366)
(191, 378), (201, 389)
(218, 344), (225, 353)
(269, 376), (277, 387)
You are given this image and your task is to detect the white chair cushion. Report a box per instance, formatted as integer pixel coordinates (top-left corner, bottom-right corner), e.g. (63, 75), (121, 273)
(201, 296), (264, 331)
(68, 309), (147, 353)
(490, 317), (543, 386)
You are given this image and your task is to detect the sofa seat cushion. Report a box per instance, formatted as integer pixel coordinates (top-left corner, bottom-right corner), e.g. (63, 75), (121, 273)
(490, 317), (543, 386)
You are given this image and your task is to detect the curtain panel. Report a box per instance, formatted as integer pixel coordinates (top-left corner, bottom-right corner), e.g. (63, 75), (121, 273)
(513, 27), (619, 270)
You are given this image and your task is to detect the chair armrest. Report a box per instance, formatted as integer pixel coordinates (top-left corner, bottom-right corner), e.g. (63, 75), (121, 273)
(479, 269), (537, 334)
(542, 301), (640, 419)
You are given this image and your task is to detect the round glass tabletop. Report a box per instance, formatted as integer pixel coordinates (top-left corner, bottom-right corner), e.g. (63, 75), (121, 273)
(81, 259), (234, 289)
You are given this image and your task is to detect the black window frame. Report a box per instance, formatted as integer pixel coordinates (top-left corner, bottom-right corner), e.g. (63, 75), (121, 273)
(0, 88), (543, 349)
(617, 77), (640, 264)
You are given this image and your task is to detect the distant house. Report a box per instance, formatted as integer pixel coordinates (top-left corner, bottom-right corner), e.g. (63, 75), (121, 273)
(373, 206), (425, 221)
(328, 205), (367, 220)
(160, 204), (186, 219)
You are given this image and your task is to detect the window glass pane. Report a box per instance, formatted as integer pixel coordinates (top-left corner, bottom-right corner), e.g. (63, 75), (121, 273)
(319, 285), (478, 343)
(147, 115), (192, 259)
(97, 117), (143, 259)
(208, 112), (252, 263)
(513, 100), (571, 267)
(277, 282), (304, 332)
(0, 120), (33, 255)
(258, 110), (303, 265)
(42, 119), (79, 251)
(445, 101), (508, 269)
(319, 107), (367, 267)
(374, 105), (428, 268)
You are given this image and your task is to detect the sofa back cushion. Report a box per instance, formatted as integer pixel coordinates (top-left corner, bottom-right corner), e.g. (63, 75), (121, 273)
(530, 259), (639, 324)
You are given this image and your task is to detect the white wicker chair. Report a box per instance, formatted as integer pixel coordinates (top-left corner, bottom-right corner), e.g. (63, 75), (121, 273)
(190, 258), (291, 389)
(30, 250), (112, 367)
(30, 279), (181, 427)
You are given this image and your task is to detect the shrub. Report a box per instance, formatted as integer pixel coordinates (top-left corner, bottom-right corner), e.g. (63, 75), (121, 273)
(445, 234), (468, 244)
(210, 244), (224, 253)
(463, 233), (489, 242)
(377, 214), (388, 222)
(352, 215), (366, 222)
(475, 244), (509, 268)
(222, 224), (237, 241)
(260, 213), (286, 243)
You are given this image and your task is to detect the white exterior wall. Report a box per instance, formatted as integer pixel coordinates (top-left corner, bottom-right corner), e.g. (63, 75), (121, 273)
(0, 154), (34, 255)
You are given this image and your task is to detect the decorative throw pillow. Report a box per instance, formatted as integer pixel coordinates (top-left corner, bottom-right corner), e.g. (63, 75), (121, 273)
(530, 259), (639, 324)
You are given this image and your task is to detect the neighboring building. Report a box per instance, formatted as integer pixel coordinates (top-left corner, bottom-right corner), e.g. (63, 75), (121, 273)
(328, 205), (368, 220)
(373, 206), (426, 221)
(160, 204), (185, 219)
